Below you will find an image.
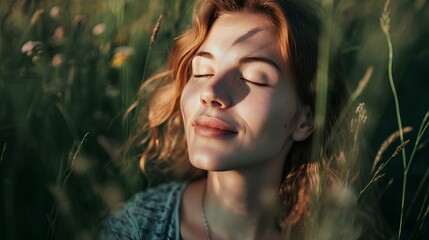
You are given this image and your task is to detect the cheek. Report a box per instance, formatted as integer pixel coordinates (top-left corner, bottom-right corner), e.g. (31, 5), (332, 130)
(260, 94), (291, 121)
(180, 85), (190, 124)
(180, 82), (198, 128)
(242, 93), (295, 140)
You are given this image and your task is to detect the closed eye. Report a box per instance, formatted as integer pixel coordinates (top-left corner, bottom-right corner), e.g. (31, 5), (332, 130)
(193, 74), (214, 78)
(240, 77), (271, 87)
(193, 74), (271, 87)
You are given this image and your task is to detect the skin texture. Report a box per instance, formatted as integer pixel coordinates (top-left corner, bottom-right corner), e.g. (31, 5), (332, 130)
(179, 13), (313, 240)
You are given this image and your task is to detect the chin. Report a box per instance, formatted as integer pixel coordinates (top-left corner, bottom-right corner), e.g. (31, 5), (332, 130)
(189, 154), (236, 172)
(189, 153), (258, 172)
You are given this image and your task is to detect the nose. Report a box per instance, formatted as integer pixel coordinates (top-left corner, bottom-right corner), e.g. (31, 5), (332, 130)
(200, 75), (232, 109)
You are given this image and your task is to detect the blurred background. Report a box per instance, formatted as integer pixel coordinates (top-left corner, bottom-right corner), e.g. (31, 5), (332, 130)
(0, 0), (428, 239)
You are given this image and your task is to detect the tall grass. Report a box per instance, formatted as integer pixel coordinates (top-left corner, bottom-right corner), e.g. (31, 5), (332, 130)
(0, 0), (428, 239)
(377, 0), (429, 238)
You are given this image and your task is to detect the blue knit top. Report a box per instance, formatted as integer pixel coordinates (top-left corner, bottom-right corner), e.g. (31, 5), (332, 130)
(99, 181), (187, 240)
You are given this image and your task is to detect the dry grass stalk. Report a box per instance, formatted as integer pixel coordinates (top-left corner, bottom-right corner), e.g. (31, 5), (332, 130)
(373, 173), (386, 182)
(371, 127), (413, 174)
(150, 15), (163, 47)
(361, 140), (410, 198)
(356, 103), (367, 125)
(391, 139), (410, 158)
(351, 103), (368, 133)
(351, 67), (373, 100)
(380, 0), (391, 34)
(383, 0), (391, 16)
(31, 9), (45, 25)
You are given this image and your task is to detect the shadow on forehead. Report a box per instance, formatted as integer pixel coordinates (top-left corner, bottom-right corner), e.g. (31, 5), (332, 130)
(231, 28), (263, 47)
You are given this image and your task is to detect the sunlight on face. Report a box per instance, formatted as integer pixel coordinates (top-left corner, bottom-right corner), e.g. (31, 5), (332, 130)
(180, 13), (303, 171)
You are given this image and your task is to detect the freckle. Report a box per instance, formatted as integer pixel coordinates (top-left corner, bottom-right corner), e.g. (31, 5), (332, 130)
(284, 123), (288, 129)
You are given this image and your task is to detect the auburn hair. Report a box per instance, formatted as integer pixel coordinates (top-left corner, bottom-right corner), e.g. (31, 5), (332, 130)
(129, 0), (364, 235)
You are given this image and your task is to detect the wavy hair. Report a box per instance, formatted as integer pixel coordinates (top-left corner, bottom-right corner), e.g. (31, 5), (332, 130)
(129, 0), (366, 235)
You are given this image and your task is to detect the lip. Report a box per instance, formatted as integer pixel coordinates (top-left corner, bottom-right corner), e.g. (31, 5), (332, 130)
(192, 116), (238, 138)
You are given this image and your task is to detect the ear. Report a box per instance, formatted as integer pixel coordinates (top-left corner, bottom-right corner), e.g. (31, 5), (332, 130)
(291, 105), (314, 142)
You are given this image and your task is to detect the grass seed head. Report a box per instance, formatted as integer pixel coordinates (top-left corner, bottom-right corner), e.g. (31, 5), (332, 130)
(391, 139), (410, 158)
(31, 9), (45, 26)
(150, 15), (163, 47)
(371, 127), (413, 174)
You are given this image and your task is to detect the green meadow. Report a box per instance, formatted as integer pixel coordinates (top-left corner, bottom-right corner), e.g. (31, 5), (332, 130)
(0, 0), (428, 239)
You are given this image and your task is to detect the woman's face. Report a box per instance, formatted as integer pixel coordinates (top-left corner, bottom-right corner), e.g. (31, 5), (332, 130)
(180, 13), (311, 171)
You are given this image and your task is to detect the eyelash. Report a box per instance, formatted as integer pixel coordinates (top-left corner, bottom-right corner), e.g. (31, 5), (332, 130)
(240, 77), (269, 87)
(193, 74), (269, 87)
(193, 74), (213, 78)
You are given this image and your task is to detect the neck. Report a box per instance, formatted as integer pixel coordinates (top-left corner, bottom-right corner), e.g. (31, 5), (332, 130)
(204, 161), (284, 240)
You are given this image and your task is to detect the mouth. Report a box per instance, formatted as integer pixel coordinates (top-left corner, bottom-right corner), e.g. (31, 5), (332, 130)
(192, 116), (238, 138)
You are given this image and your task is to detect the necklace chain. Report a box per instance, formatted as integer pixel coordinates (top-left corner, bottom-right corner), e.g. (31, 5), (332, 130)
(201, 183), (212, 240)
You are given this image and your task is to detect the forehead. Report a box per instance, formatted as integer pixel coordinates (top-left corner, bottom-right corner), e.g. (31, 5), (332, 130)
(200, 13), (279, 53)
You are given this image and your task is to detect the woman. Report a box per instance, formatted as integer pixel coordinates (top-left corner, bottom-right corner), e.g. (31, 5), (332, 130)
(100, 0), (379, 239)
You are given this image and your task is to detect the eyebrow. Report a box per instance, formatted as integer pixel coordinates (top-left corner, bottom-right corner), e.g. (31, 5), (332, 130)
(194, 51), (281, 72)
(195, 51), (215, 59)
